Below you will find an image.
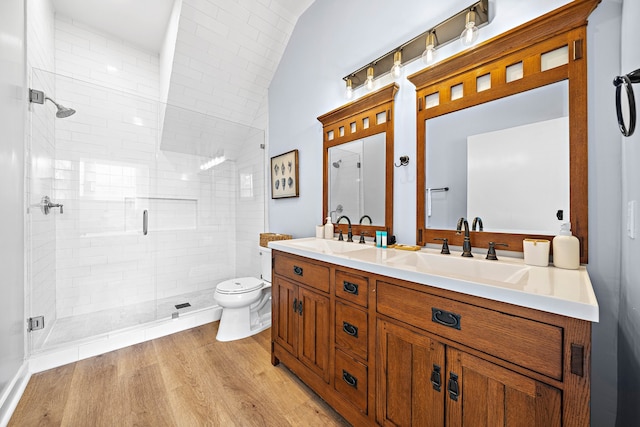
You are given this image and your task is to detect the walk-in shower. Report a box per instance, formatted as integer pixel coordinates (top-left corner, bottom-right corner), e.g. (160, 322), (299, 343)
(29, 88), (76, 118)
(26, 69), (265, 354)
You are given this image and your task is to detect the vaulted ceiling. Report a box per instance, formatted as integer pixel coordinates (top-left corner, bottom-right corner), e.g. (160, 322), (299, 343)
(51, 0), (315, 131)
(168, 0), (314, 129)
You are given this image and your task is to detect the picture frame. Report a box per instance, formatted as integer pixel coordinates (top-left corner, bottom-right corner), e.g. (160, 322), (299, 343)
(271, 149), (299, 199)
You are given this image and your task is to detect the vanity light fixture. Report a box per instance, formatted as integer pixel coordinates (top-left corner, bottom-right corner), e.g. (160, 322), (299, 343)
(341, 0), (488, 94)
(364, 66), (375, 91)
(345, 78), (354, 99)
(421, 31), (438, 65)
(460, 8), (480, 46)
(391, 51), (403, 79)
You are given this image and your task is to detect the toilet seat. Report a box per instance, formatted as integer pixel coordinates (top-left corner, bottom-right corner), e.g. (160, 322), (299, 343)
(216, 277), (265, 295)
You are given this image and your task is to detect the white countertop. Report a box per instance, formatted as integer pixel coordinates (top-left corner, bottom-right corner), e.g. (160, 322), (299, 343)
(268, 237), (599, 322)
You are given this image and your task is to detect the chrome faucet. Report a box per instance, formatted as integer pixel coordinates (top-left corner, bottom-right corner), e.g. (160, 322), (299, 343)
(456, 217), (473, 257)
(336, 215), (353, 242)
(471, 216), (483, 231)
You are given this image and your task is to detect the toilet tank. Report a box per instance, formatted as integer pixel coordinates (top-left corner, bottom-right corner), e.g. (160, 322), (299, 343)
(260, 246), (272, 283)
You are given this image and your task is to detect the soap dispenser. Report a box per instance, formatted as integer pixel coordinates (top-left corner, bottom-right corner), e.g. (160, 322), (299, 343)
(552, 223), (580, 269)
(324, 216), (334, 239)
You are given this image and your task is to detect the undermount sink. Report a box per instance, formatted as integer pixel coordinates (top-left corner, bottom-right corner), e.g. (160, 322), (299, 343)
(382, 251), (530, 284)
(286, 238), (371, 255)
(274, 238), (530, 285)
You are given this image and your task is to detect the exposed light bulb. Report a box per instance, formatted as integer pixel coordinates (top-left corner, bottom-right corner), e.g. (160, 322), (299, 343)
(460, 10), (479, 46)
(345, 78), (353, 99)
(421, 32), (437, 65)
(391, 51), (402, 79)
(365, 66), (375, 91)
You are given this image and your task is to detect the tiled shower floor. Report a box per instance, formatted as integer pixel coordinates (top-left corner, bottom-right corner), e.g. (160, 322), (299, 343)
(40, 288), (217, 349)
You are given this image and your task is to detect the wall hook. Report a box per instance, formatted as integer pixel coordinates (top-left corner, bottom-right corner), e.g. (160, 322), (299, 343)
(395, 155), (409, 167)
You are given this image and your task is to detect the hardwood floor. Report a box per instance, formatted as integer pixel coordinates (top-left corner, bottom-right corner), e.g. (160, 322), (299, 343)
(10, 323), (350, 426)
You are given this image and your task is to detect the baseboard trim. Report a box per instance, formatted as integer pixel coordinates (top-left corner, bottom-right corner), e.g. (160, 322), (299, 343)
(0, 361), (31, 427)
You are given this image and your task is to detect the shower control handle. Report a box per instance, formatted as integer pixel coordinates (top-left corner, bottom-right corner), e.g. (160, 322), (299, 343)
(41, 196), (63, 215)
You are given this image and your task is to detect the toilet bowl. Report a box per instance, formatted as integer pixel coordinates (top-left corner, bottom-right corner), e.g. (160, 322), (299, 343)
(214, 246), (272, 342)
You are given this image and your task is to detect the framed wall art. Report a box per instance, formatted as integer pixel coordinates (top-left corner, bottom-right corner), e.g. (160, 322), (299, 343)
(271, 149), (299, 199)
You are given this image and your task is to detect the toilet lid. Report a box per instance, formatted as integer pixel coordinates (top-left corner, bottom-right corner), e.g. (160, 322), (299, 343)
(216, 277), (265, 294)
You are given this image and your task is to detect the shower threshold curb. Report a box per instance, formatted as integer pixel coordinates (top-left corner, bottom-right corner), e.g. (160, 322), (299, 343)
(28, 305), (222, 374)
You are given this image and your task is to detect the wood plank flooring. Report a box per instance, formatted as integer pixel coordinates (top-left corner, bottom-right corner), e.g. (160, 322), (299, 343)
(10, 322), (350, 427)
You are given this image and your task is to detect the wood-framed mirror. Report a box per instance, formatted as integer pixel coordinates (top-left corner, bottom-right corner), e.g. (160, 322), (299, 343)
(408, 0), (600, 264)
(318, 83), (398, 239)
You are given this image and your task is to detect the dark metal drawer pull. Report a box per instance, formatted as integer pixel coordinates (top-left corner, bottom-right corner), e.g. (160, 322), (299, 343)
(342, 370), (358, 388)
(298, 301), (303, 316)
(342, 281), (359, 295)
(432, 307), (461, 330)
(448, 372), (459, 401)
(293, 265), (303, 276)
(342, 321), (358, 338)
(292, 298), (297, 312)
(431, 364), (442, 392)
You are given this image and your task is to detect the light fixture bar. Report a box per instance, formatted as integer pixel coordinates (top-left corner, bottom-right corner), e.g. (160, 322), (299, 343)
(343, 0), (489, 90)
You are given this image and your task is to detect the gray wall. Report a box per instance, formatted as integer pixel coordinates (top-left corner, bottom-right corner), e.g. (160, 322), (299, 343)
(586, 2), (624, 424)
(269, 0), (624, 423)
(0, 0), (26, 417)
(617, 0), (640, 424)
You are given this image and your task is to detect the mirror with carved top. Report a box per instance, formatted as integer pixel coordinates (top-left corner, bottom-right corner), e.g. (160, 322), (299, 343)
(408, 0), (600, 263)
(318, 83), (398, 239)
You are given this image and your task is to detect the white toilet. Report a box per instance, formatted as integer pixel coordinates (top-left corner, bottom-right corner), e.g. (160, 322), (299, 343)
(214, 246), (272, 342)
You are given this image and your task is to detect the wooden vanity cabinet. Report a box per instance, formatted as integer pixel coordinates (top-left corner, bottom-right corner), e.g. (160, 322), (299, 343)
(376, 276), (589, 427)
(377, 318), (562, 427)
(272, 254), (331, 383)
(271, 250), (591, 427)
(272, 251), (376, 426)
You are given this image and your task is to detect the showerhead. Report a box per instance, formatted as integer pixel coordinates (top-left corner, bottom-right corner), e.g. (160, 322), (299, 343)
(332, 159), (342, 168)
(29, 89), (76, 119)
(46, 97), (76, 118)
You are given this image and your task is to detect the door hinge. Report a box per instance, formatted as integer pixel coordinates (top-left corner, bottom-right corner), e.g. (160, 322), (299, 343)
(27, 316), (45, 332)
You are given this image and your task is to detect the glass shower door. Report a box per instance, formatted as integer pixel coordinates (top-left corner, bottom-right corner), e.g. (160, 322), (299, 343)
(27, 69), (158, 352)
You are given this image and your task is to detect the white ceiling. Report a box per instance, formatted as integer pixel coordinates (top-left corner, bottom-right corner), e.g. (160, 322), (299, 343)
(51, 0), (315, 135)
(50, 0), (315, 54)
(51, 0), (176, 52)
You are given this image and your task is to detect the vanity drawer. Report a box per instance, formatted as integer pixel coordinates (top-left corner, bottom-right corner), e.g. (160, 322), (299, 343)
(335, 270), (369, 307)
(274, 253), (329, 293)
(376, 281), (563, 380)
(334, 349), (368, 414)
(335, 302), (368, 360)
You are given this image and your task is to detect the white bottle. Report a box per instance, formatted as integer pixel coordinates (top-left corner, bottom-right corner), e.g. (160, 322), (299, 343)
(324, 216), (334, 239)
(552, 223), (580, 269)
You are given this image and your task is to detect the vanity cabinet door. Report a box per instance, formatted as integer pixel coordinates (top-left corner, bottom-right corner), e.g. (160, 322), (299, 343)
(298, 287), (331, 383)
(376, 319), (445, 427)
(272, 276), (297, 356)
(445, 347), (561, 427)
(273, 276), (331, 383)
